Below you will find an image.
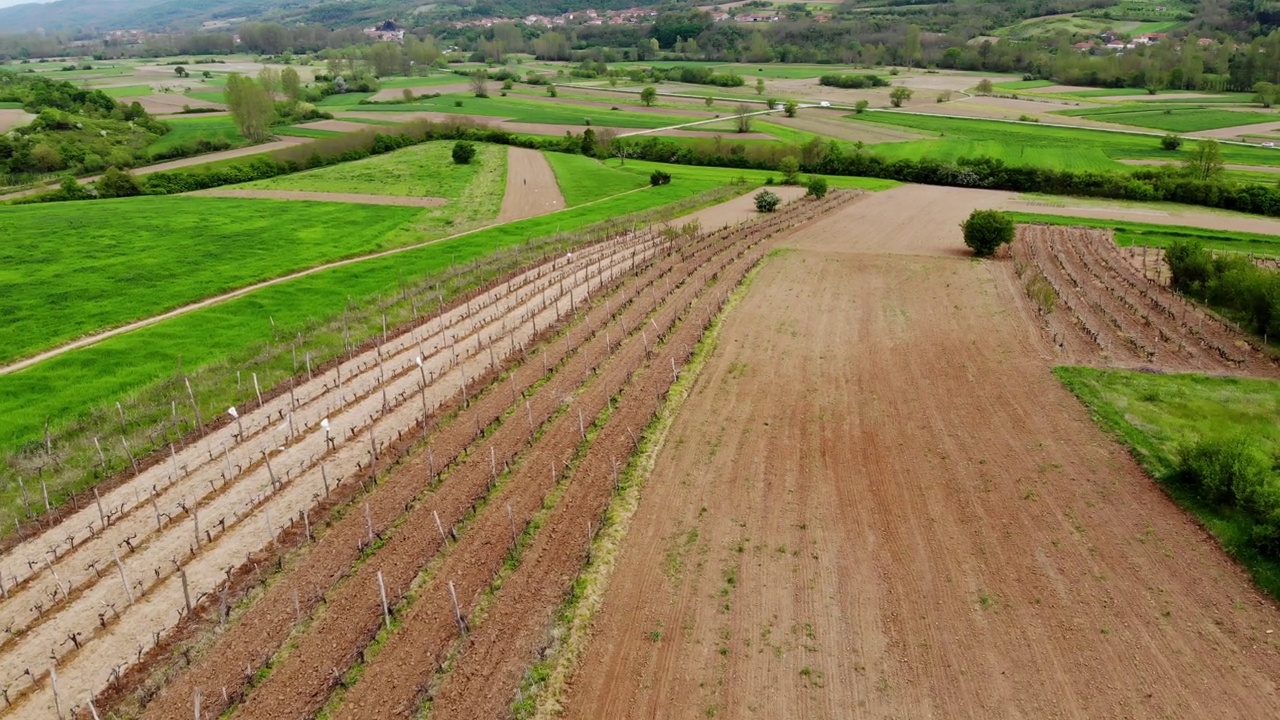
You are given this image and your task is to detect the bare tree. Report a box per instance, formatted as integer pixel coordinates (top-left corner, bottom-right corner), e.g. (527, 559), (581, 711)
(469, 69), (489, 98)
(595, 127), (618, 160)
(734, 103), (752, 133)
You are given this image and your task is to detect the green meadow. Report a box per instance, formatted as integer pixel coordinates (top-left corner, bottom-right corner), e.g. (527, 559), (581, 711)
(0, 197), (420, 365)
(355, 93), (699, 128)
(149, 115), (249, 157)
(1053, 106), (1279, 132)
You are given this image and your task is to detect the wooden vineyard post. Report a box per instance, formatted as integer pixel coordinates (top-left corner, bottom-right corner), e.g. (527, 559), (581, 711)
(448, 580), (467, 635)
(377, 571), (391, 630)
(41, 479), (51, 514)
(185, 377), (204, 432)
(113, 549), (133, 604)
(180, 568), (192, 615)
(193, 688), (201, 720)
(262, 508), (273, 546)
(321, 463), (330, 498)
(433, 510), (447, 546)
(365, 503), (374, 545)
(193, 509), (201, 549)
(93, 436), (106, 470)
(507, 504), (517, 550)
(87, 696), (101, 720)
(122, 437), (139, 475)
(252, 373), (263, 408)
(50, 666), (64, 720)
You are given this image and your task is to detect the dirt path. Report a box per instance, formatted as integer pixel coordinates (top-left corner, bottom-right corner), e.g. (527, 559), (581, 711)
(1000, 195), (1280, 235)
(192, 188), (448, 206)
(562, 183), (1280, 719)
(497, 146), (565, 223)
(0, 109), (33, 132)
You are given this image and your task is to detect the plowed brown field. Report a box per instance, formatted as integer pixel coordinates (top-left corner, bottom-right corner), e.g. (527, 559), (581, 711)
(560, 185), (1280, 719)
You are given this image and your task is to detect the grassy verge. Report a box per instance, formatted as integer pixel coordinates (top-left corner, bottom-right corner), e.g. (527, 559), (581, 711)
(1052, 105), (1280, 133)
(237, 140), (497, 198)
(1054, 367), (1280, 598)
(1005, 211), (1280, 256)
(351, 93), (699, 129)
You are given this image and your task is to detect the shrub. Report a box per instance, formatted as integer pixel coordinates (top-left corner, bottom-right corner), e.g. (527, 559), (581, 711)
(1161, 134), (1184, 151)
(854, 99), (869, 114)
(95, 167), (142, 198)
(783, 100), (798, 118)
(890, 87), (912, 107)
(1176, 435), (1273, 506)
(961, 209), (1014, 257)
(818, 74), (888, 89)
(451, 140), (477, 165)
(649, 169), (671, 186)
(754, 189), (780, 213)
(805, 176), (828, 199)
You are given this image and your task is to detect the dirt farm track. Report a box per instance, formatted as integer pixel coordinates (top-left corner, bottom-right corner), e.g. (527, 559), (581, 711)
(4, 185), (1280, 719)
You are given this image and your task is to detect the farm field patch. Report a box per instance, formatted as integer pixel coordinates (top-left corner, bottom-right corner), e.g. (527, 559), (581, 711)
(0, 197), (419, 366)
(852, 112), (1280, 168)
(147, 115), (248, 157)
(1053, 106), (1280, 133)
(236, 139), (498, 198)
(561, 184), (1280, 719)
(352, 93), (699, 128)
(543, 152), (649, 206)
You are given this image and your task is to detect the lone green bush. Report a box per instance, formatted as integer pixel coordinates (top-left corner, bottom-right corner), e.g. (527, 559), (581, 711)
(961, 209), (1014, 257)
(1161, 134), (1184, 151)
(754, 189), (780, 213)
(649, 169), (671, 186)
(805, 176), (828, 199)
(451, 140), (477, 165)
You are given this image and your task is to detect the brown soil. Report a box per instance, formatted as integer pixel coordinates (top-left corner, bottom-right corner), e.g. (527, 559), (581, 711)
(1120, 158), (1280, 174)
(1194, 120), (1280, 138)
(119, 94), (225, 114)
(293, 119), (381, 133)
(675, 184), (808, 231)
(1000, 196), (1280, 236)
(561, 184), (1280, 719)
(1015, 224), (1280, 376)
(368, 83), (472, 101)
(498, 146), (566, 223)
(0, 108), (34, 132)
(192, 189), (449, 206)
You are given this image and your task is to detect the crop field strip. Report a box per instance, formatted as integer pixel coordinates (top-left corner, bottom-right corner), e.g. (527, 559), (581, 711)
(0, 225), (671, 720)
(1016, 224), (1280, 377)
(107, 192), (860, 720)
(123, 215), (704, 720)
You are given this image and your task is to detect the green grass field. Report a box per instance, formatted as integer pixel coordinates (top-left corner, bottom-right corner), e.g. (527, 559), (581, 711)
(0, 101), (21, 109)
(0, 198), (421, 366)
(272, 126), (343, 139)
(97, 85), (154, 98)
(0, 174), (746, 455)
(183, 89), (227, 104)
(1006, 212), (1280, 256)
(1054, 106), (1280, 132)
(238, 140), (496, 198)
(149, 115), (248, 156)
(1055, 367), (1280, 597)
(994, 79), (1055, 91)
(851, 112), (1280, 170)
(543, 153), (650, 206)
(355, 93), (699, 129)
(316, 92), (375, 107)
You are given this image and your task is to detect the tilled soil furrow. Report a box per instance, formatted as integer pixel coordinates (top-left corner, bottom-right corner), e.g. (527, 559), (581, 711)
(332, 194), (855, 720)
(131, 231), (716, 720)
(3, 234), (663, 719)
(234, 217), (754, 720)
(424, 193), (858, 720)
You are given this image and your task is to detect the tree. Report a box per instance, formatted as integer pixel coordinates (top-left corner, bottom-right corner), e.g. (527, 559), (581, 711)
(1161, 134), (1184, 151)
(96, 167), (142, 198)
(783, 100), (798, 118)
(903, 25), (922, 68)
(257, 67), (281, 96)
(779, 156), (800, 185)
(581, 128), (596, 156)
(640, 86), (657, 106)
(224, 73), (275, 141)
(547, 84), (557, 97)
(403, 88), (415, 103)
(173, 65), (188, 78)
(704, 95), (714, 108)
(766, 98), (777, 109)
(470, 70), (489, 98)
(806, 176), (828, 199)
(961, 210), (1014, 258)
(452, 141), (477, 165)
(1184, 139), (1224, 181)
(649, 169), (671, 185)
(854, 99), (869, 114)
(755, 77), (765, 95)
(1255, 81), (1280, 108)
(595, 127), (617, 159)
(889, 87), (913, 107)
(58, 175), (86, 200)
(371, 42), (403, 77)
(281, 67), (302, 102)
(975, 78), (994, 95)
(754, 189), (780, 213)
(735, 103), (752, 133)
